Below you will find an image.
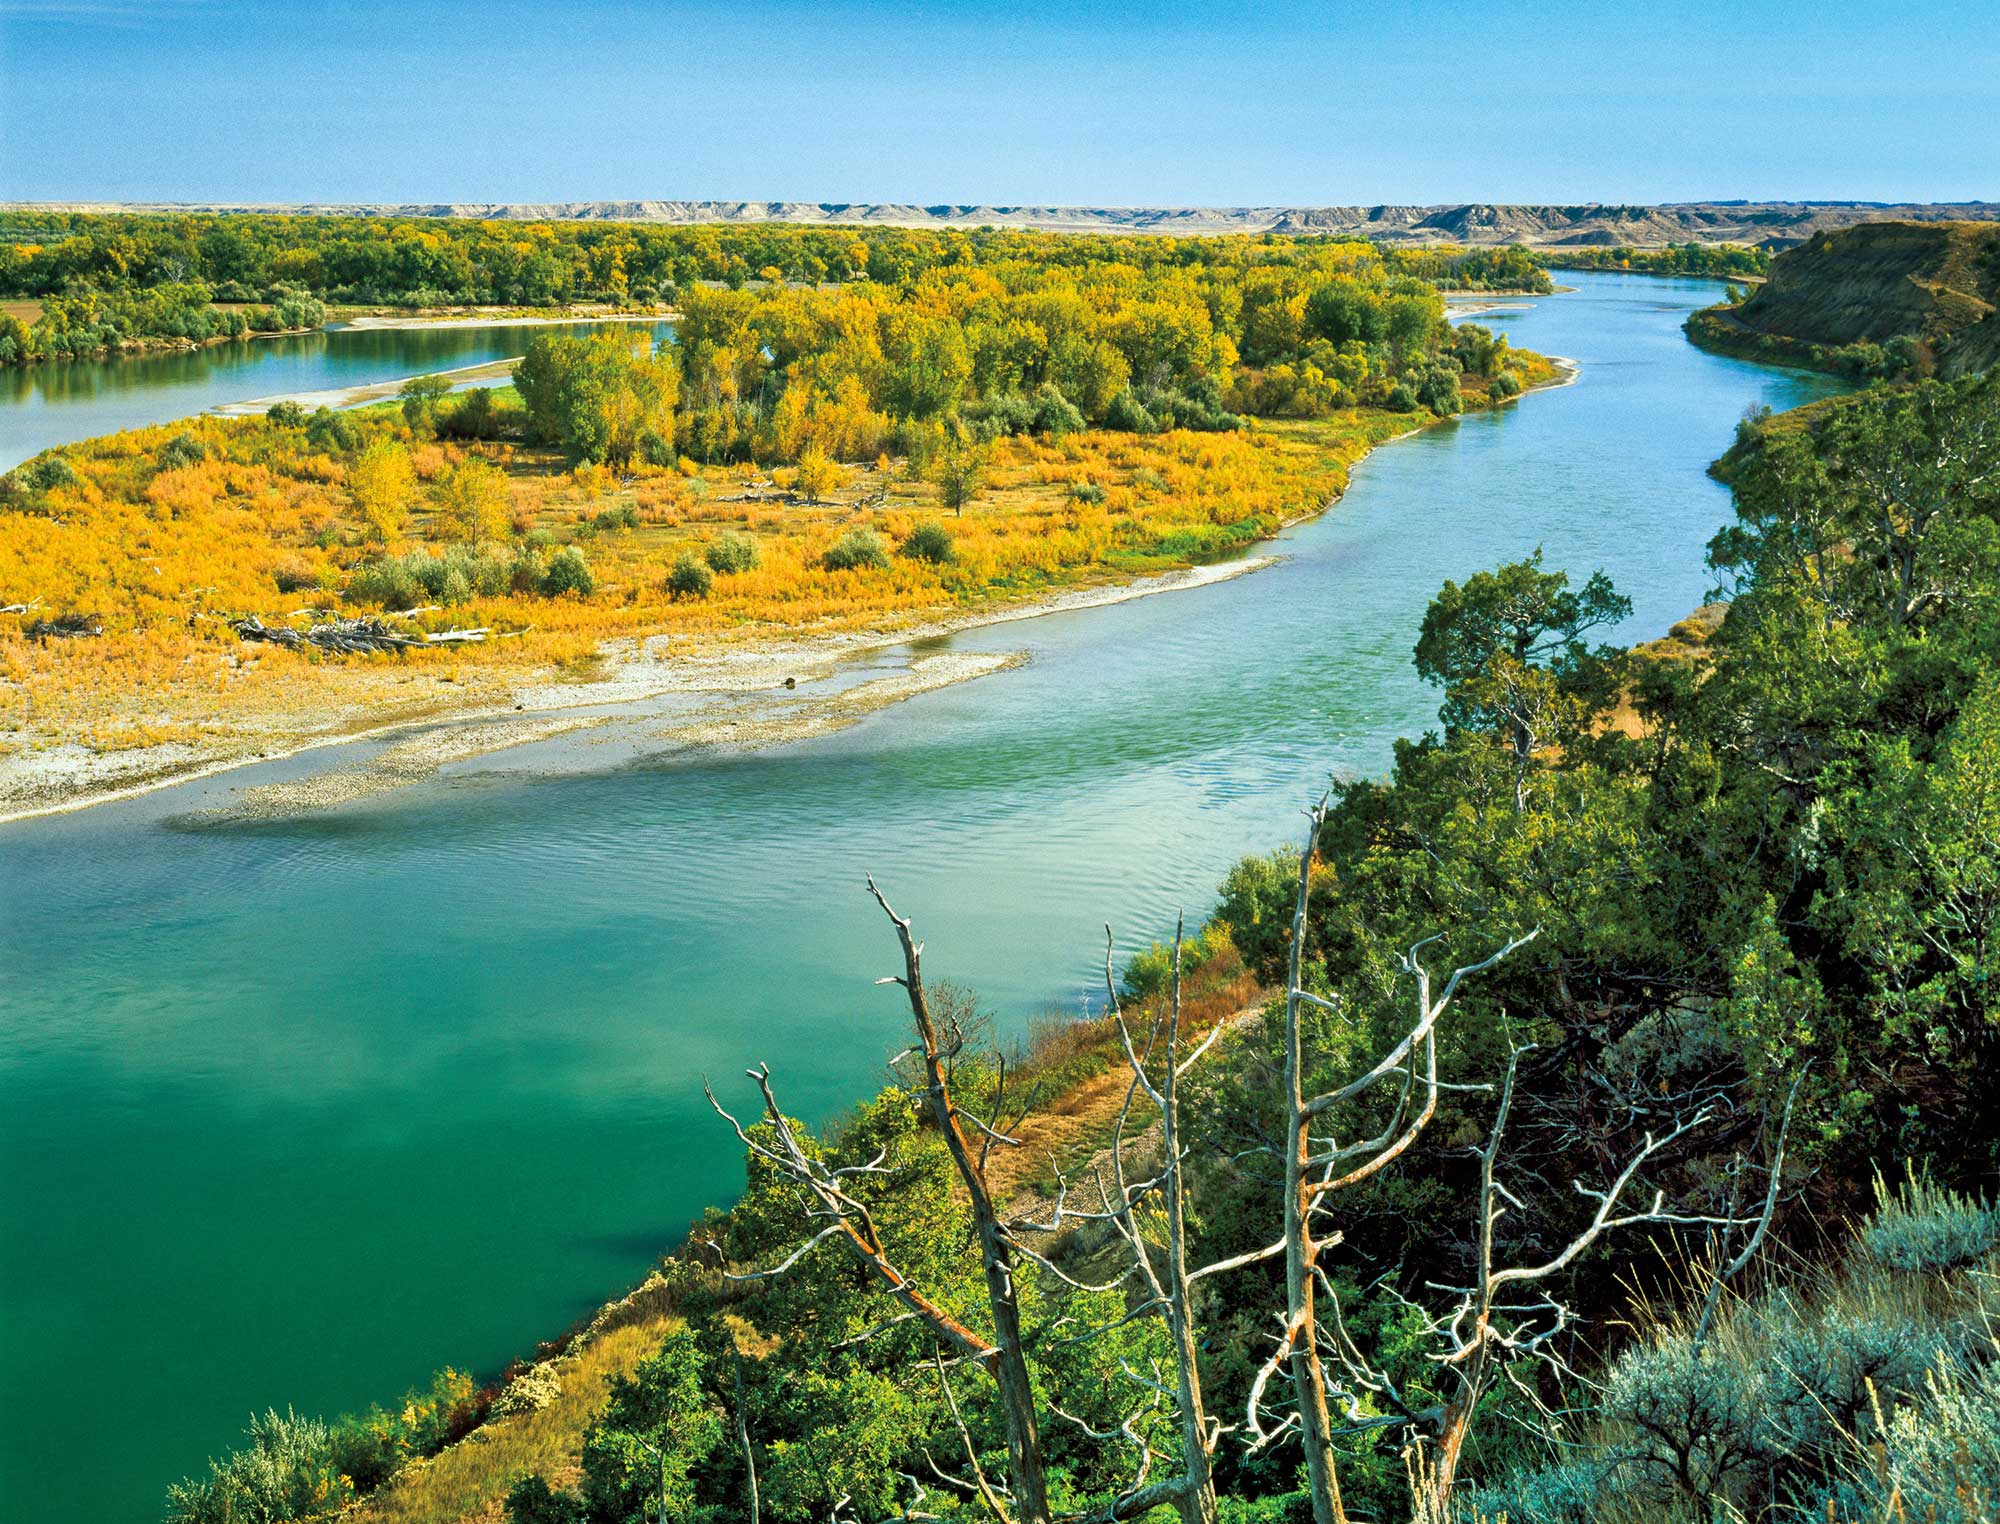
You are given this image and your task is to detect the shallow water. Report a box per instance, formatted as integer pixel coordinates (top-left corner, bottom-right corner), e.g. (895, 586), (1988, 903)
(0, 275), (1846, 1521)
(0, 319), (674, 470)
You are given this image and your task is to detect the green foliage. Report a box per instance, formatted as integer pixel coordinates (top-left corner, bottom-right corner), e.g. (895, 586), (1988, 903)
(304, 406), (360, 454)
(822, 527), (888, 572)
(515, 330), (680, 467)
(398, 372), (455, 432)
(13, 452), (79, 494)
(541, 546), (595, 598)
(666, 551), (714, 600)
(1861, 1167), (2000, 1273)
(346, 548), (515, 608)
(897, 519), (955, 565)
(504, 1474), (584, 1524)
(703, 529), (759, 575)
(579, 1329), (723, 1524)
(157, 432), (209, 471)
(266, 400), (307, 428)
(163, 1410), (355, 1524)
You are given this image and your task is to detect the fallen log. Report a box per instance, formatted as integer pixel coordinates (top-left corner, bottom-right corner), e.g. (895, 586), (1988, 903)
(25, 612), (102, 640)
(232, 615), (490, 654)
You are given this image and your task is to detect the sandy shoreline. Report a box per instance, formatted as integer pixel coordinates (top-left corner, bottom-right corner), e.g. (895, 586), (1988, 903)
(332, 309), (677, 332)
(0, 557), (1272, 826)
(3, 316), (1576, 827)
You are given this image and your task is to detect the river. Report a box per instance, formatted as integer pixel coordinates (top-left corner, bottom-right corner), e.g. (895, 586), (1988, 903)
(0, 274), (1846, 1521)
(0, 319), (675, 472)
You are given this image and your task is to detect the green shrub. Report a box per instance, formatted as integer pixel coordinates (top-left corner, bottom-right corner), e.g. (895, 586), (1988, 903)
(667, 551), (714, 599)
(1030, 382), (1085, 438)
(1862, 1168), (2000, 1273)
(1812, 1352), (2000, 1524)
(1462, 1460), (1609, 1524)
(1599, 1335), (1773, 1513)
(1105, 388), (1159, 434)
(16, 453), (79, 493)
(1070, 481), (1107, 504)
(163, 1409), (354, 1524)
(542, 546), (594, 597)
(898, 520), (955, 565)
(267, 400), (308, 427)
(305, 407), (360, 454)
(505, 1474), (583, 1524)
(703, 529), (759, 575)
(823, 527), (888, 572)
(593, 503), (640, 532)
(157, 432), (208, 471)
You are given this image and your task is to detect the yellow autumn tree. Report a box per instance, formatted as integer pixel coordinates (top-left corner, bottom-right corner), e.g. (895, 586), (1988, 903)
(432, 457), (511, 546)
(348, 440), (416, 544)
(794, 447), (843, 505)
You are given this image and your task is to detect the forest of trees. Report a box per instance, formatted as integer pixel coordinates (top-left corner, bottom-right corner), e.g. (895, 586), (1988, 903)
(0, 210), (1553, 368)
(1541, 242), (1770, 278)
(484, 227), (1541, 472)
(166, 371), (2000, 1523)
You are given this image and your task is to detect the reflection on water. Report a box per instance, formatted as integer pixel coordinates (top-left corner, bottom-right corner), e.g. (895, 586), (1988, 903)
(0, 320), (673, 469)
(0, 276), (1848, 1522)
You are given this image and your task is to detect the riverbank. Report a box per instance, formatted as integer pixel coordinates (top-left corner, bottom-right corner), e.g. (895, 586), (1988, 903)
(0, 554), (1282, 824)
(350, 948), (1269, 1524)
(6, 375), (1518, 824)
(332, 308), (677, 332)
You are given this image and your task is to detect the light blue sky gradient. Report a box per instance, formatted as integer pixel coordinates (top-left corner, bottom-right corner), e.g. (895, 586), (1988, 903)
(2, 0), (1995, 205)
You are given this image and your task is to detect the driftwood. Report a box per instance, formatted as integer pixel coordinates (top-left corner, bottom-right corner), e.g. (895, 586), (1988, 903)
(25, 612), (102, 640)
(232, 615), (490, 654)
(2, 597), (44, 616)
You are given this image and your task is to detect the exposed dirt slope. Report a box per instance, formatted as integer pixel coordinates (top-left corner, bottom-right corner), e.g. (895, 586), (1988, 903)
(14, 200), (2000, 248)
(1687, 220), (2000, 376)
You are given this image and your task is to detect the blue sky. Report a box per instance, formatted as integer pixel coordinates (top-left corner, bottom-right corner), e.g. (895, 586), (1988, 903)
(1, 0), (1995, 205)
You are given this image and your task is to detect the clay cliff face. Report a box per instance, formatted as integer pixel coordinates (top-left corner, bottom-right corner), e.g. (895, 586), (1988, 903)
(1692, 220), (2000, 376)
(11, 199), (2000, 249)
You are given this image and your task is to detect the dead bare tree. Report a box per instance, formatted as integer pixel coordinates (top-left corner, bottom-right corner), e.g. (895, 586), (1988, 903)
(1232, 805), (1768, 1524)
(705, 878), (1057, 1524)
(1239, 802), (1540, 1524)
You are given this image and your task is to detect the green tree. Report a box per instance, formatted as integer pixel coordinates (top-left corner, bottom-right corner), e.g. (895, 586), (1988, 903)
(580, 1329), (722, 1524)
(929, 422), (987, 517)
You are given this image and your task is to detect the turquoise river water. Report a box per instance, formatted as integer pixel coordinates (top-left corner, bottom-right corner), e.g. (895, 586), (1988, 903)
(0, 274), (1845, 1521)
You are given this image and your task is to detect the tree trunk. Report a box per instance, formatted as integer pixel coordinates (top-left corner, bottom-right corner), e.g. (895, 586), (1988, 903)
(1283, 832), (1347, 1524)
(1161, 940), (1219, 1524)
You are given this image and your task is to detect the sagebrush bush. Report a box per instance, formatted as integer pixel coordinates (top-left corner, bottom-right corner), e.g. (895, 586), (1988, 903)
(164, 1409), (354, 1524)
(666, 551), (713, 600)
(1462, 1458), (1609, 1524)
(1598, 1335), (1774, 1513)
(1812, 1353), (2000, 1524)
(899, 520), (955, 565)
(703, 529), (759, 574)
(1862, 1167), (2000, 1273)
(542, 545), (594, 597)
(823, 527), (888, 572)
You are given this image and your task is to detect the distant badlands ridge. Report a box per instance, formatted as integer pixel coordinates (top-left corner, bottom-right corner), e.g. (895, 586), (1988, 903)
(15, 200), (2000, 247)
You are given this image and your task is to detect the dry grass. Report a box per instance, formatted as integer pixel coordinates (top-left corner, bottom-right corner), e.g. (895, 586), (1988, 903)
(1, 409), (1416, 775)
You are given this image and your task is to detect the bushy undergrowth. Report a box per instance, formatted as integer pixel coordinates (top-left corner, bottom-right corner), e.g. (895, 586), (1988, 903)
(166, 1373), (486, 1522)
(1464, 1174), (2000, 1523)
